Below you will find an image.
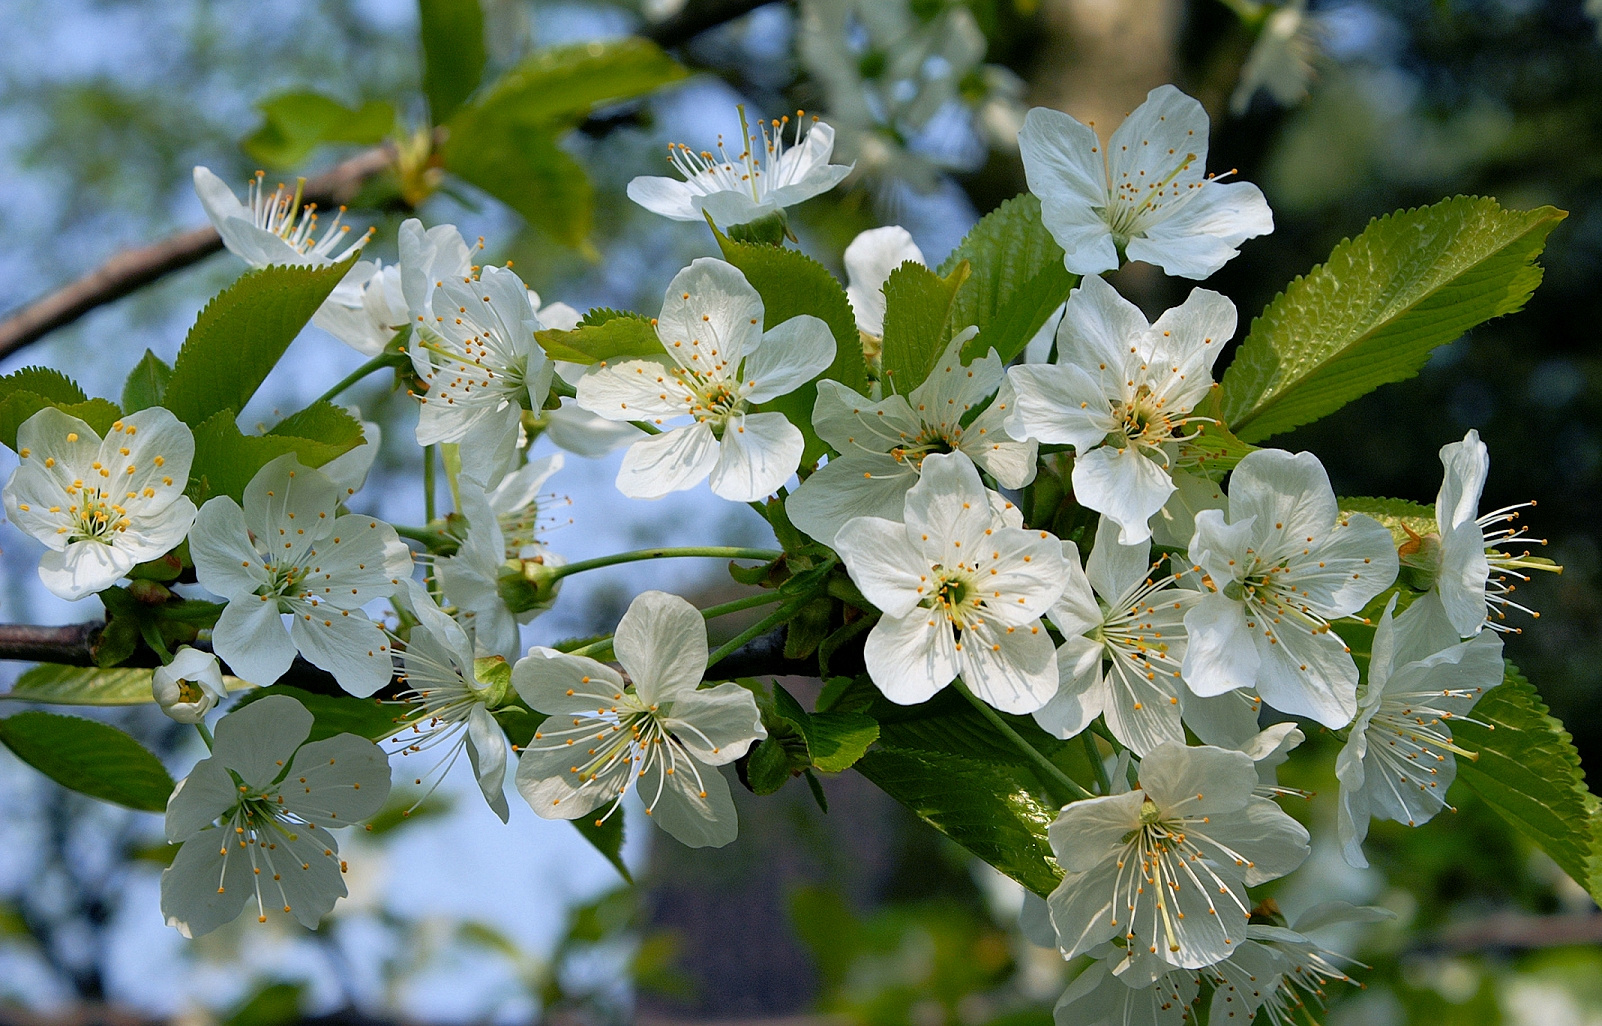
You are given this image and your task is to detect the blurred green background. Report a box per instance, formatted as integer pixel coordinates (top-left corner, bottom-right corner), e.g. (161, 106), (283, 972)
(1, 0), (1600, 1023)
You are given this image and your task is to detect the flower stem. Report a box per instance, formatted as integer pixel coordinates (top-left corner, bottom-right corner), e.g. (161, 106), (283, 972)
(565, 590), (786, 661)
(705, 592), (817, 671)
(548, 546), (781, 582)
(1082, 732), (1112, 795)
(423, 445), (437, 523)
(194, 721), (214, 751)
(951, 680), (1093, 803)
(313, 351), (404, 406)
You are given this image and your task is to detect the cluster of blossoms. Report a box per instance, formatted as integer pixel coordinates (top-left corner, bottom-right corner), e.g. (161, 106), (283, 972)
(0, 81), (1559, 1021)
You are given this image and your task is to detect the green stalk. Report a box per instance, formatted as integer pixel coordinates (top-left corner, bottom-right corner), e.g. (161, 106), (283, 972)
(422, 445), (437, 523)
(704, 592), (817, 671)
(313, 351), (404, 406)
(194, 721), (214, 751)
(952, 680), (1093, 802)
(1082, 732), (1112, 795)
(566, 590), (786, 661)
(547, 547), (782, 582)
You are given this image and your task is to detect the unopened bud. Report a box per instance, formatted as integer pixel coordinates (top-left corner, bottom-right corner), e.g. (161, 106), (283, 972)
(152, 647), (227, 724)
(495, 553), (565, 615)
(128, 579), (173, 605)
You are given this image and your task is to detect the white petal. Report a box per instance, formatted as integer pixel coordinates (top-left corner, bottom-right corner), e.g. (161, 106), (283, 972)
(1018, 107), (1119, 275)
(835, 516), (927, 618)
(511, 647), (627, 715)
(1031, 636), (1105, 738)
(544, 403), (644, 457)
(1048, 540), (1103, 637)
(288, 605), (395, 698)
(160, 830), (250, 938)
(243, 455), (339, 555)
(614, 590), (710, 701)
(656, 258), (762, 369)
(1005, 363), (1116, 451)
(907, 336), (1005, 437)
(211, 693), (313, 787)
(902, 451), (994, 563)
(616, 423), (721, 498)
(641, 757), (739, 848)
(1087, 514), (1154, 602)
(959, 618), (1058, 713)
(743, 315), (836, 403)
(1436, 429), (1488, 532)
(489, 453), (564, 514)
(1138, 741), (1254, 817)
(211, 598), (298, 689)
(1056, 275), (1152, 389)
(164, 757), (240, 841)
(784, 452), (913, 547)
(37, 542), (137, 601)
(709, 412), (803, 501)
(1250, 616), (1358, 728)
(1107, 86), (1210, 194)
(464, 703), (510, 823)
(844, 226), (925, 336)
(626, 175), (702, 220)
(1072, 445), (1175, 545)
(1180, 592), (1260, 697)
(810, 380), (924, 454)
(1047, 790), (1146, 872)
(1437, 522), (1491, 636)
(960, 380), (1037, 488)
(662, 682), (766, 765)
(864, 610), (958, 705)
(982, 528), (1070, 625)
(283, 732), (393, 827)
(1129, 180), (1274, 279)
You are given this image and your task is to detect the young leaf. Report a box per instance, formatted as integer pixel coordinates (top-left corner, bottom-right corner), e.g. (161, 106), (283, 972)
(573, 814), (632, 883)
(452, 38), (685, 131)
(880, 261), (970, 394)
(418, 0), (486, 124)
(444, 123), (594, 248)
(2, 665), (158, 706)
(267, 401), (366, 446)
(1221, 197), (1566, 442)
(0, 711), (174, 812)
(0, 395), (122, 452)
(243, 92), (395, 168)
(712, 227), (865, 467)
(188, 409), (363, 503)
(1453, 664), (1602, 903)
(1339, 496), (1437, 547)
(0, 366), (88, 406)
(230, 685), (400, 743)
(121, 350), (173, 413)
(163, 258), (360, 427)
(937, 194), (1076, 364)
(536, 313), (664, 364)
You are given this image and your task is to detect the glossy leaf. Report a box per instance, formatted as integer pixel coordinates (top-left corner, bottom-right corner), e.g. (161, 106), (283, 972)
(120, 350), (173, 413)
(937, 194), (1076, 364)
(418, 0), (486, 123)
(880, 261), (970, 394)
(0, 711), (174, 812)
(244, 92), (395, 167)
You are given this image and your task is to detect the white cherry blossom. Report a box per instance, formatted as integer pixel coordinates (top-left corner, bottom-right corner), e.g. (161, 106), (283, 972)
(786, 333), (1036, 546)
(513, 591), (765, 847)
(627, 110), (852, 226)
(189, 455), (411, 696)
(575, 258), (835, 502)
(843, 225), (925, 337)
(409, 263), (554, 486)
(1018, 85), (1273, 278)
(435, 475), (562, 660)
(193, 167), (370, 270)
(397, 218), (475, 331)
(1183, 448), (1398, 728)
(1007, 274), (1236, 544)
(152, 647), (227, 724)
(1426, 429), (1557, 636)
(160, 694), (391, 937)
(1045, 742), (1309, 970)
(3, 406), (196, 600)
(1032, 517), (1200, 755)
(1337, 595), (1503, 867)
(833, 451), (1066, 713)
(313, 259), (406, 356)
(391, 584), (513, 821)
(1051, 949), (1200, 1026)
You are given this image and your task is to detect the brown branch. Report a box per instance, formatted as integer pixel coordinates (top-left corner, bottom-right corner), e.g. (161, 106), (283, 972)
(1416, 910), (1602, 953)
(0, 0), (780, 364)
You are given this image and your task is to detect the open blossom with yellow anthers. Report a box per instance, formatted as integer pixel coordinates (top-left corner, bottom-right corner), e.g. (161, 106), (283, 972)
(1243, 902), (1393, 1024)
(1046, 742), (1310, 971)
(1006, 273), (1237, 545)
(389, 583), (513, 822)
(1032, 516), (1201, 756)
(189, 455), (412, 697)
(192, 166), (371, 270)
(1017, 85), (1273, 279)
(408, 262), (554, 487)
(833, 451), (1068, 713)
(159, 694), (391, 938)
(1416, 429), (1561, 636)
(786, 332), (1037, 547)
(1183, 449), (1398, 729)
(575, 258), (835, 502)
(1337, 595), (1503, 868)
(512, 591), (766, 848)
(3, 406), (196, 600)
(626, 108), (852, 226)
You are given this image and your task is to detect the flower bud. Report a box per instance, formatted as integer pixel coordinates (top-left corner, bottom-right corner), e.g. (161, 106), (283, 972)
(496, 554), (564, 616)
(152, 647), (226, 724)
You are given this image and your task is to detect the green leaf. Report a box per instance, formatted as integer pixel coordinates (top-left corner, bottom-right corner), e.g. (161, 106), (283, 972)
(266, 401), (366, 447)
(164, 258), (361, 428)
(1340, 496), (1437, 547)
(0, 394), (122, 453)
(3, 664), (158, 705)
(1453, 663), (1602, 902)
(573, 814), (632, 883)
(418, 0), (486, 123)
(188, 408), (363, 503)
(243, 92), (395, 168)
(937, 194), (1076, 364)
(854, 689), (1086, 896)
(806, 709), (879, 774)
(231, 685), (400, 743)
(120, 350), (173, 413)
(880, 261), (970, 394)
(453, 38), (685, 131)
(712, 226), (866, 467)
(535, 313), (664, 364)
(0, 366), (87, 406)
(444, 122), (594, 248)
(0, 711), (174, 812)
(1221, 197), (1567, 443)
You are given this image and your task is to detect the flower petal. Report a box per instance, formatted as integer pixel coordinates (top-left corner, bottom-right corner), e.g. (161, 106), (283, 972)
(864, 610), (958, 705)
(1129, 180), (1274, 279)
(1031, 635), (1106, 739)
(614, 590), (709, 701)
(656, 258), (763, 370)
(626, 175), (701, 221)
(212, 597), (298, 689)
(709, 411), (803, 501)
(1180, 592), (1260, 698)
(511, 647), (627, 716)
(1018, 107), (1119, 275)
(844, 226), (925, 336)
(465, 703), (511, 823)
(616, 423), (721, 499)
(212, 693), (313, 787)
(640, 756), (739, 848)
(1072, 444), (1175, 545)
(959, 618), (1058, 713)
(834, 516), (927, 618)
(662, 682), (766, 766)
(284, 732), (393, 828)
(784, 452), (914, 547)
(287, 605), (396, 698)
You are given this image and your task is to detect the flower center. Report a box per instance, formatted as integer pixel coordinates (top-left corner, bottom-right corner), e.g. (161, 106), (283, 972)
(925, 567), (983, 629)
(1106, 385), (1183, 454)
(889, 429), (957, 469)
(66, 482), (130, 543)
(174, 678), (205, 704)
(1104, 152), (1201, 245)
(664, 106), (820, 204)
